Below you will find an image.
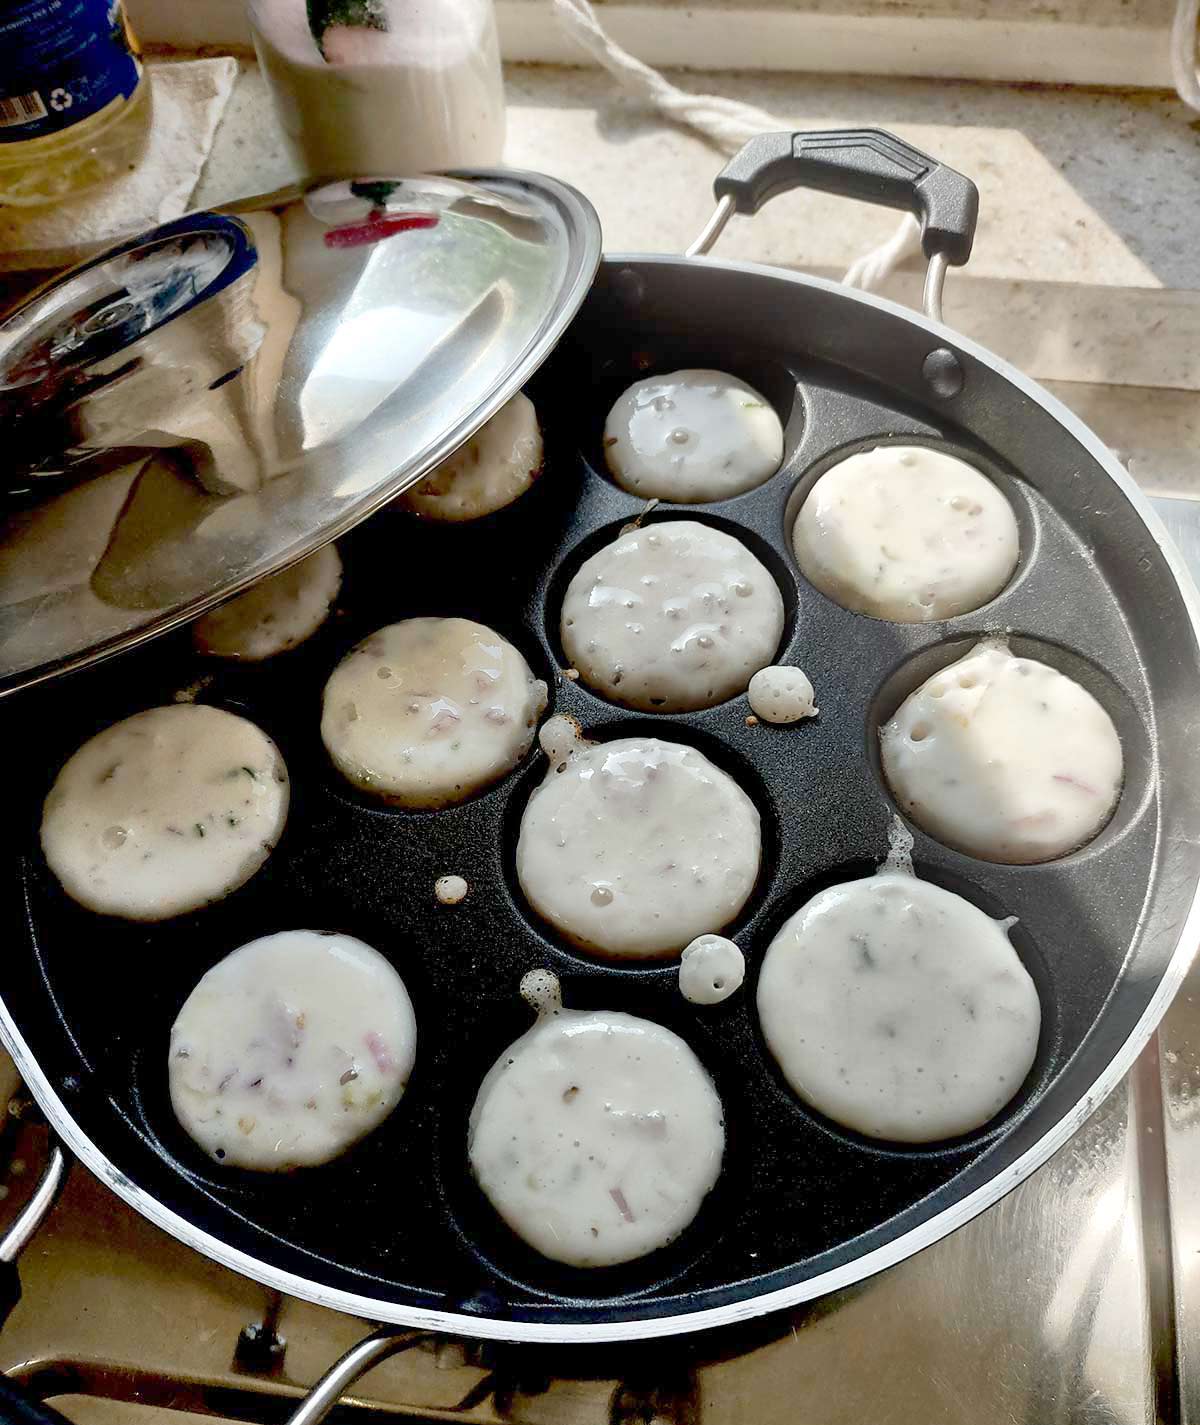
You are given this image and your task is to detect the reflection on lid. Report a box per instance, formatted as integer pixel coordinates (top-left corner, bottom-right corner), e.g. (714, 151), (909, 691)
(0, 169), (598, 691)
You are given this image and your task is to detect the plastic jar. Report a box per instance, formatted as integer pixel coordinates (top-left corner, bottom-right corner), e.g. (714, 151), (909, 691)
(247, 0), (506, 178)
(0, 0), (152, 207)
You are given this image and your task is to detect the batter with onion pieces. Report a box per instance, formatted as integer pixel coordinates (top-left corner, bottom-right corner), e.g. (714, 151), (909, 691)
(469, 972), (725, 1266)
(170, 930), (417, 1171)
(880, 638), (1123, 863)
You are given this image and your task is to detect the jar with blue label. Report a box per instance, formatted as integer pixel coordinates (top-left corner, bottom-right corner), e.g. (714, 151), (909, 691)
(0, 0), (153, 206)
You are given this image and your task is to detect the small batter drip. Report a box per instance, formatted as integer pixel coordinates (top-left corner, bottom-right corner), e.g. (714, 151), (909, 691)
(537, 713), (587, 772)
(619, 499), (661, 536)
(679, 935), (746, 1005)
(880, 816), (915, 876)
(519, 968), (563, 1017)
(435, 874), (469, 905)
(173, 675), (214, 705)
(746, 666), (818, 724)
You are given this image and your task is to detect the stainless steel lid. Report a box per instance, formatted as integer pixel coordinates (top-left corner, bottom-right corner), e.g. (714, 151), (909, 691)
(0, 170), (601, 694)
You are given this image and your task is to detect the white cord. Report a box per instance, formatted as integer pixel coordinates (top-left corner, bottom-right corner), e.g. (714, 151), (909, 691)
(842, 212), (922, 290)
(553, 0), (1200, 289)
(1172, 0), (1200, 111)
(550, 0), (921, 291)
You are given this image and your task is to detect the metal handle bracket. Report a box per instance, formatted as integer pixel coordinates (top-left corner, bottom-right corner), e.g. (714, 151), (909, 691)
(688, 128), (979, 323)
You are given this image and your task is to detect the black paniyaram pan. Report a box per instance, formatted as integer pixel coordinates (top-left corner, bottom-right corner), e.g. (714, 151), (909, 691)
(2, 132), (1200, 1360)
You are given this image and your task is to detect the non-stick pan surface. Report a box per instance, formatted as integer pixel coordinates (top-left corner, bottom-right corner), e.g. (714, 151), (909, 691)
(2, 254), (1199, 1342)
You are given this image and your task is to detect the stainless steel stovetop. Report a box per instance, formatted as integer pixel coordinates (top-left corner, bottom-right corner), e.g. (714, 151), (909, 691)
(1, 500), (1199, 1425)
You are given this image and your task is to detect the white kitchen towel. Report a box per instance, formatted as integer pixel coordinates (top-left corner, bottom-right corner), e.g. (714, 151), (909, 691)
(0, 57), (239, 271)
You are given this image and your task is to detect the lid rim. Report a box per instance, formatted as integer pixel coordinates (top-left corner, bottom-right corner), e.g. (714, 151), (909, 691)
(0, 169), (603, 695)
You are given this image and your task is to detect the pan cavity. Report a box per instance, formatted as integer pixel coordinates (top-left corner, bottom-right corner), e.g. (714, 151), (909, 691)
(559, 519), (785, 712)
(468, 971), (725, 1266)
(320, 617), (548, 808)
(879, 637), (1123, 864)
(791, 444), (1019, 622)
(169, 929), (417, 1171)
(757, 857), (1040, 1144)
(516, 716), (761, 959)
(603, 369), (784, 502)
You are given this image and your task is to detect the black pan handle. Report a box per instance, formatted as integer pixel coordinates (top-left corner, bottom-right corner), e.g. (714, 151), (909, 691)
(711, 129), (978, 266)
(688, 128), (979, 323)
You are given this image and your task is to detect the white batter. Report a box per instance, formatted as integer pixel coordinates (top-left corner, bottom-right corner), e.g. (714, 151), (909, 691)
(193, 545), (343, 661)
(746, 666), (817, 724)
(468, 991), (725, 1266)
(560, 521), (784, 712)
(435, 874), (468, 905)
(678, 935), (745, 1005)
(880, 639), (1124, 863)
(401, 394), (543, 522)
(603, 370), (784, 503)
(757, 873), (1040, 1142)
(517, 719), (761, 958)
(169, 930), (416, 1171)
(792, 445), (1019, 622)
(41, 705), (289, 921)
(320, 617), (547, 807)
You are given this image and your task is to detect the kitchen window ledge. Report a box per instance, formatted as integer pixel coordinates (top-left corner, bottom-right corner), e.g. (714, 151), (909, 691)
(127, 0), (1191, 89)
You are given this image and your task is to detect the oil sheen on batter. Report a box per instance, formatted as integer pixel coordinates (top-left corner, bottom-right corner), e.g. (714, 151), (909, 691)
(193, 544), (342, 660)
(517, 718), (761, 957)
(321, 617), (547, 807)
(469, 982), (725, 1266)
(40, 704), (289, 921)
(603, 369), (784, 503)
(169, 930), (416, 1170)
(792, 445), (1019, 621)
(400, 393), (543, 521)
(757, 873), (1040, 1142)
(560, 520), (784, 712)
(880, 639), (1124, 863)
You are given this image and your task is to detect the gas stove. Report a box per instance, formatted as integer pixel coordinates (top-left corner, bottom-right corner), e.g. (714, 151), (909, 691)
(2, 497), (1199, 1425)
